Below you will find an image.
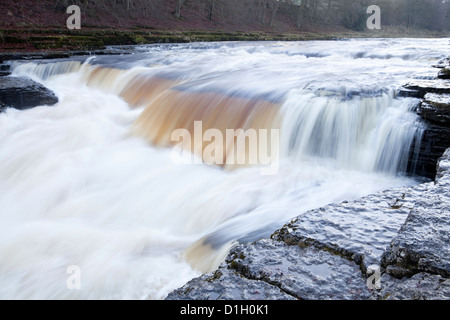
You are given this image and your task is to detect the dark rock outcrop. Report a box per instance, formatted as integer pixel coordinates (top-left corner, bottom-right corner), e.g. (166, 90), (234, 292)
(438, 67), (450, 80)
(0, 64), (11, 77)
(402, 59), (450, 179)
(166, 148), (450, 300)
(411, 119), (450, 179)
(0, 76), (58, 111)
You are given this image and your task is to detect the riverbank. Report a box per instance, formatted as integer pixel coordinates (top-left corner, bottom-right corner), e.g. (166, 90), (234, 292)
(1, 27), (448, 53)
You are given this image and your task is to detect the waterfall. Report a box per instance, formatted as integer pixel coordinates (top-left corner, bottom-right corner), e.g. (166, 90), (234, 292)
(2, 39), (447, 299)
(11, 58), (424, 176)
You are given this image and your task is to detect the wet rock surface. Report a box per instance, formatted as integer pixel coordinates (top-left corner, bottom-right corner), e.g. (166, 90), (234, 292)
(0, 76), (58, 111)
(166, 262), (297, 300)
(373, 273), (450, 300)
(167, 148), (450, 300)
(418, 93), (450, 126)
(400, 79), (450, 99)
(381, 148), (450, 280)
(227, 239), (371, 300)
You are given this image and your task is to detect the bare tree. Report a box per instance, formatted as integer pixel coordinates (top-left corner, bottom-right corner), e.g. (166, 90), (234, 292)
(175, 0), (185, 18)
(207, 0), (215, 21)
(269, 0), (279, 26)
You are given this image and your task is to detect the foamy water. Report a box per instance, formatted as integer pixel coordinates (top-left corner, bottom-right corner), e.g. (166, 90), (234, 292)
(1, 38), (448, 299)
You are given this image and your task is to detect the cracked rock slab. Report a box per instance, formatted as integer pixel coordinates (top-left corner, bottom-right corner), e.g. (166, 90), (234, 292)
(165, 264), (296, 300)
(381, 204), (450, 279)
(381, 150), (450, 279)
(226, 239), (372, 300)
(272, 187), (418, 272)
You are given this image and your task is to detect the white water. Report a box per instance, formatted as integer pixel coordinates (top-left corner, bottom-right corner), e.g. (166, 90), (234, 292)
(1, 38), (448, 299)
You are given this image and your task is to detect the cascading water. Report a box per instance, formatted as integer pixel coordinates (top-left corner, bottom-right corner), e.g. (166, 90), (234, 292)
(0, 38), (448, 299)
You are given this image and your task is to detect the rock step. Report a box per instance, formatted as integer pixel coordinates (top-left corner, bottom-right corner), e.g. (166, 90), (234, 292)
(438, 67), (450, 80)
(399, 80), (450, 99)
(0, 64), (11, 77)
(0, 64), (10, 72)
(418, 93), (450, 126)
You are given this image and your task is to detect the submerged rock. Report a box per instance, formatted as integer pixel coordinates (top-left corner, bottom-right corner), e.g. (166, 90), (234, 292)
(0, 76), (58, 111)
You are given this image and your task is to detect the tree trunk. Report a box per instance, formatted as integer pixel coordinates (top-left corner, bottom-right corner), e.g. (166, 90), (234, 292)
(208, 0), (215, 21)
(175, 0), (184, 18)
(126, 0), (133, 11)
(260, 0), (267, 24)
(296, 0), (307, 29)
(269, 1), (279, 27)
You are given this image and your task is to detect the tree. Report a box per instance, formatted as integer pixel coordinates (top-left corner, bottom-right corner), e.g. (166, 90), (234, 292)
(269, 0), (280, 26)
(207, 0), (215, 21)
(175, 0), (185, 18)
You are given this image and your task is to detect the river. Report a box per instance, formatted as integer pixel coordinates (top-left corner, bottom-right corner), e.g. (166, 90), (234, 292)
(0, 38), (448, 299)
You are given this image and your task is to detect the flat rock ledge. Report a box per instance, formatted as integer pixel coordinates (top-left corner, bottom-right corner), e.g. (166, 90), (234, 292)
(167, 148), (450, 300)
(0, 75), (58, 111)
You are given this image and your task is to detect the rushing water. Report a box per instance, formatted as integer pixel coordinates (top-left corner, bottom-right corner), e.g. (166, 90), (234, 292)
(0, 38), (448, 299)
